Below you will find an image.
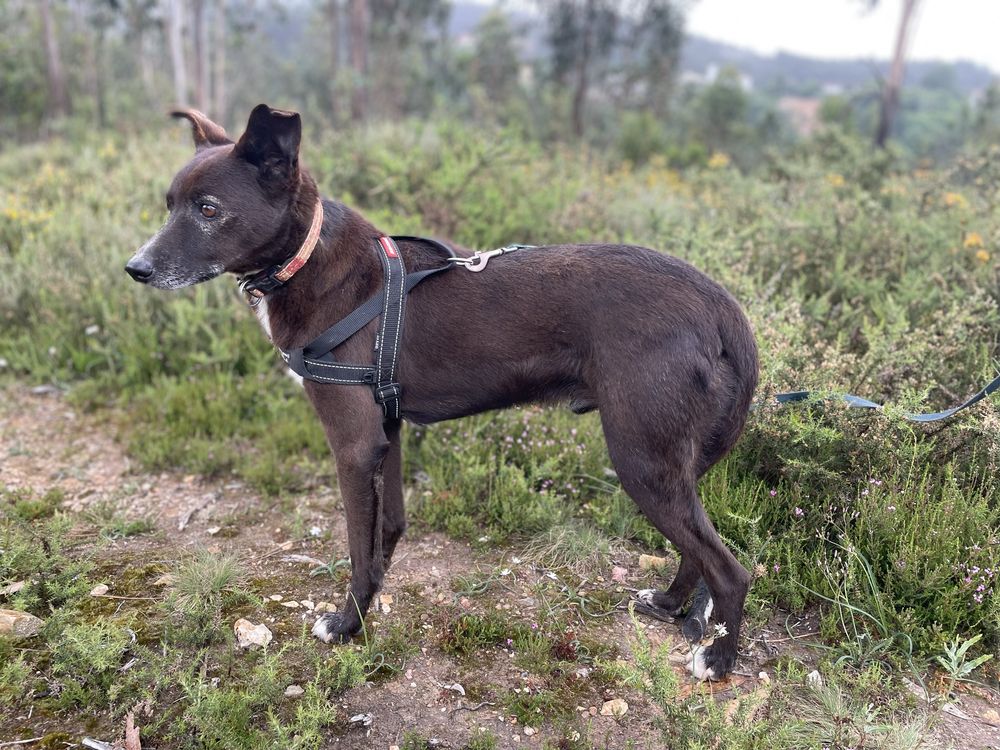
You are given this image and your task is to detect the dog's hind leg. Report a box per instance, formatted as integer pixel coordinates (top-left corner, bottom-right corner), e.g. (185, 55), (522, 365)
(601, 413), (750, 681)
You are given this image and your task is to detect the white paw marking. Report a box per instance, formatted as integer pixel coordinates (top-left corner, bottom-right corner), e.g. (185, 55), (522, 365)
(637, 588), (656, 605)
(687, 648), (718, 682)
(311, 616), (335, 643)
(702, 595), (714, 622)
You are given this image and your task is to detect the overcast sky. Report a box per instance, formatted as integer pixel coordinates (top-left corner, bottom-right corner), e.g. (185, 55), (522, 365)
(684, 0), (1000, 75)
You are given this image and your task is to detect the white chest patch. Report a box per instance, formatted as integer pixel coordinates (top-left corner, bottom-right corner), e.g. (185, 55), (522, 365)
(253, 298), (272, 341)
(253, 298), (303, 387)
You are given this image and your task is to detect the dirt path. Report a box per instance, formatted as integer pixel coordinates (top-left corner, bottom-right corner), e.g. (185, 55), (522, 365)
(2, 386), (999, 749)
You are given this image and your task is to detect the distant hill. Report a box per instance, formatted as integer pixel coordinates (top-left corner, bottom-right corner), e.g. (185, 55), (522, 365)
(449, 2), (996, 96)
(680, 35), (995, 95)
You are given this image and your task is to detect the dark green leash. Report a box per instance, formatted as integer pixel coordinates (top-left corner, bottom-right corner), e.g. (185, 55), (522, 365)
(773, 373), (1000, 422)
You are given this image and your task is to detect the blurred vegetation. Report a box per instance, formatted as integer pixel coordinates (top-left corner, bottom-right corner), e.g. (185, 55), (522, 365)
(1, 119), (999, 671)
(3, 1), (1000, 746)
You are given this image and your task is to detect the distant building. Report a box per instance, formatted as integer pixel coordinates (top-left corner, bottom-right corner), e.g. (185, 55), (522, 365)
(777, 96), (821, 136)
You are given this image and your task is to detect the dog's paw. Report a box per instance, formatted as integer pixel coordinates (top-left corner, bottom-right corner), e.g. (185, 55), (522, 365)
(636, 588), (656, 606)
(687, 644), (735, 682)
(681, 593), (713, 642)
(312, 613), (356, 644)
(634, 588), (685, 617)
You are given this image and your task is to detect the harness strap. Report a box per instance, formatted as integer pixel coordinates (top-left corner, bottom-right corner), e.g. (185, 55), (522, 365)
(374, 236), (405, 419)
(281, 235), (457, 420)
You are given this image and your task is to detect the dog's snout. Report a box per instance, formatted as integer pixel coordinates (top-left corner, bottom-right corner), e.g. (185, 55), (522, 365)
(125, 256), (154, 282)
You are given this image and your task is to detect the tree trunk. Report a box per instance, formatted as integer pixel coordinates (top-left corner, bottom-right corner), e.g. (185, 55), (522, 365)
(349, 0), (369, 123)
(39, 0), (70, 118)
(168, 0), (189, 106)
(213, 0), (227, 122)
(192, 0), (209, 111)
(327, 0), (341, 123)
(875, 0), (920, 148)
(571, 0), (596, 138)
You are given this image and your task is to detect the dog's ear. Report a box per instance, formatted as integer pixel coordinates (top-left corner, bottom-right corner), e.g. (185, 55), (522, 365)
(233, 104), (301, 185)
(170, 109), (232, 150)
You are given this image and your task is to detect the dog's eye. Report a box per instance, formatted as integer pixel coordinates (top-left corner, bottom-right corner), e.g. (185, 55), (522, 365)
(200, 203), (218, 219)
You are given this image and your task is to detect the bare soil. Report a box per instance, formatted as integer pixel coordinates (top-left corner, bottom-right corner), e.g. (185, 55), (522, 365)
(2, 386), (999, 750)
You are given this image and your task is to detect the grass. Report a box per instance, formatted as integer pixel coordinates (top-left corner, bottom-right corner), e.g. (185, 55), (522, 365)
(2, 123), (1000, 746)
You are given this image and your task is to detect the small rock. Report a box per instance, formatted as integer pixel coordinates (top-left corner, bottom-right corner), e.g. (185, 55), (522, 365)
(758, 671), (770, 684)
(315, 601), (334, 612)
(983, 708), (1000, 724)
(512, 736), (520, 743)
(0, 609), (44, 638)
(0, 581), (27, 597)
(611, 566), (628, 583)
(638, 554), (668, 571)
(442, 682), (465, 696)
(206, 526), (221, 536)
(805, 670), (823, 688)
(600, 698), (628, 717)
(942, 702), (973, 721)
(234, 618), (272, 649)
(574, 667), (591, 679)
(301, 600), (315, 611)
(280, 600), (300, 608)
(152, 574), (176, 587)
(903, 677), (928, 701)
(349, 713), (373, 727)
(280, 554), (326, 566)
(269, 594), (283, 601)
(90, 584), (109, 597)
(523, 727), (535, 736)
(284, 684), (305, 698)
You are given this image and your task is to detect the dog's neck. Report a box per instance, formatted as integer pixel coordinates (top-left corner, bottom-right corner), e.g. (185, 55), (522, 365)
(250, 178), (383, 352)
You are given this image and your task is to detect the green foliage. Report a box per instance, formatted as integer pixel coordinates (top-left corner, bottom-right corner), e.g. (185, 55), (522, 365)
(3, 116), (1000, 709)
(164, 550), (250, 645)
(51, 619), (134, 708)
(935, 633), (994, 684)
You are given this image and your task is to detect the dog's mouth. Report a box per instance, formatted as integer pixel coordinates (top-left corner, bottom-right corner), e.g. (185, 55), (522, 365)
(125, 257), (225, 290)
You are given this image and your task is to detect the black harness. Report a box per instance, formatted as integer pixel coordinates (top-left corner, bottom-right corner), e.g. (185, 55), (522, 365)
(249, 235), (457, 420)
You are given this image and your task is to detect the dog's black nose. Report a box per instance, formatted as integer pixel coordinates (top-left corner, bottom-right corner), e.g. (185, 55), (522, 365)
(125, 257), (154, 282)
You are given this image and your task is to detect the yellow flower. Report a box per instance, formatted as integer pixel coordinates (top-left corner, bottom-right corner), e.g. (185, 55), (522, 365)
(943, 191), (968, 209)
(707, 152), (730, 169)
(826, 173), (845, 188)
(964, 232), (985, 249)
(140, 209), (150, 222)
(976, 249), (990, 263)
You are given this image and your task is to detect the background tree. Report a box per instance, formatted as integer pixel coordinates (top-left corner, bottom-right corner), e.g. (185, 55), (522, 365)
(543, 0), (619, 138)
(873, 0), (921, 148)
(39, 0), (71, 119)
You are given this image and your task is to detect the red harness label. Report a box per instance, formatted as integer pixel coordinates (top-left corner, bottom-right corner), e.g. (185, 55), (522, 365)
(379, 236), (398, 258)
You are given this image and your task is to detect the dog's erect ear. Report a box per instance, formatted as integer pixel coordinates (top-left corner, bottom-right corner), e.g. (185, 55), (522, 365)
(170, 109), (232, 151)
(233, 104), (302, 184)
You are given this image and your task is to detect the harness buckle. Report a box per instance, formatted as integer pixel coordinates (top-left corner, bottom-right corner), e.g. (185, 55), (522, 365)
(374, 382), (401, 404)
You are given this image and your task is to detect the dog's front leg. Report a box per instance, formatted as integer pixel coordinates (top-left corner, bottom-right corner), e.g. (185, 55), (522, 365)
(307, 386), (389, 644)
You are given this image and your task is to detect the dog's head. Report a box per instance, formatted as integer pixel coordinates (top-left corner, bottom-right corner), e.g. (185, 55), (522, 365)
(126, 104), (306, 289)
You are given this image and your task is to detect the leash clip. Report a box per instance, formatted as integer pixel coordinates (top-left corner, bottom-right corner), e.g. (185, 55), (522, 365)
(452, 245), (534, 273)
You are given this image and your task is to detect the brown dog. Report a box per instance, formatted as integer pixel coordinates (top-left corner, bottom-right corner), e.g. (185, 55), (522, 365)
(126, 104), (759, 680)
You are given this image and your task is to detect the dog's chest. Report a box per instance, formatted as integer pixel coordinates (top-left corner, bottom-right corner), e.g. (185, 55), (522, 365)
(253, 299), (304, 386)
(253, 298), (272, 341)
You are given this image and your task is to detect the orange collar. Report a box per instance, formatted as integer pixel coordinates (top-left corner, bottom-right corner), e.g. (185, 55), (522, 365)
(240, 197), (324, 303)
